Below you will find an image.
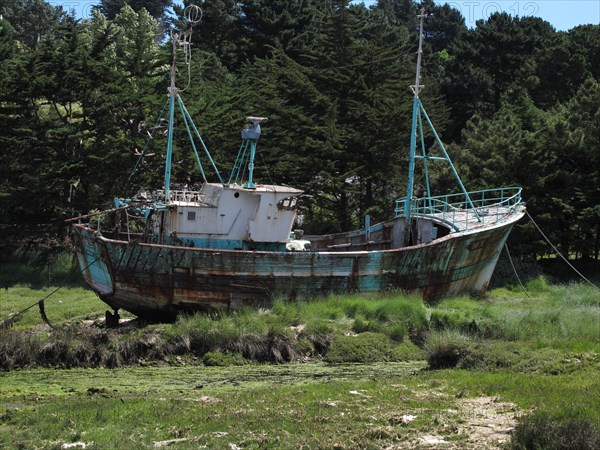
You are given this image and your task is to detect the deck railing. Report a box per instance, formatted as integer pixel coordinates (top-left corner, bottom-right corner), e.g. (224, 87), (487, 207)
(151, 189), (205, 203)
(395, 187), (523, 231)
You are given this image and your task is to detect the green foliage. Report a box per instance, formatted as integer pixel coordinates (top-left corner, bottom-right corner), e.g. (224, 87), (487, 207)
(351, 312), (379, 334)
(541, 78), (600, 260)
(430, 280), (600, 346)
(440, 13), (555, 140)
(429, 295), (495, 337)
(456, 341), (600, 375)
(391, 340), (426, 361)
(237, 0), (323, 61)
(489, 251), (544, 288)
(423, 329), (471, 369)
(0, 5), (165, 234)
(0, 0), (64, 48)
(0, 285), (107, 330)
(0, 251), (82, 287)
(0, 0), (598, 261)
(95, 0), (173, 22)
(324, 332), (396, 363)
(177, 0), (241, 69)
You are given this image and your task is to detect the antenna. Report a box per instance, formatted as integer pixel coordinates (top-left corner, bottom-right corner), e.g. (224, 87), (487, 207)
(184, 4), (202, 24)
(168, 5), (203, 92)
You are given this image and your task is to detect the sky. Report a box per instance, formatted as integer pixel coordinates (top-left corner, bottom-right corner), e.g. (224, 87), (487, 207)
(358, 1), (600, 30)
(51, 0), (599, 32)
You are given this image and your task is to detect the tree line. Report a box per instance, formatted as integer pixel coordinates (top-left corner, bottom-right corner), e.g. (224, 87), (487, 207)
(0, 0), (598, 260)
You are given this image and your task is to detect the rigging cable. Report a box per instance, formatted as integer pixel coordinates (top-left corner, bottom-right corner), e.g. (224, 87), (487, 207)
(504, 243), (531, 299)
(258, 149), (275, 188)
(527, 210), (600, 292)
(124, 99), (169, 191)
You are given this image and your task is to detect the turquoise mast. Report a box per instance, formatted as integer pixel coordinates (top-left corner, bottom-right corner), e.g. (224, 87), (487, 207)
(163, 6), (224, 201)
(163, 35), (177, 200)
(403, 9), (426, 221)
(403, 9), (479, 223)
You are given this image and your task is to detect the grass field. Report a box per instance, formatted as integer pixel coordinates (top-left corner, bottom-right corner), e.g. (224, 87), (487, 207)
(1, 276), (599, 449)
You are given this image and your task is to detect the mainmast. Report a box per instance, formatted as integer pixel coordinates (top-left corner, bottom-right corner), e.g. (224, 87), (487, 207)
(163, 5), (224, 201)
(403, 9), (426, 221)
(163, 35), (178, 200)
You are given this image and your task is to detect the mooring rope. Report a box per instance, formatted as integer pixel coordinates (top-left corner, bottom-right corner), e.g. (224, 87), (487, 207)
(527, 211), (600, 292)
(38, 299), (55, 329)
(504, 243), (531, 299)
(0, 255), (101, 330)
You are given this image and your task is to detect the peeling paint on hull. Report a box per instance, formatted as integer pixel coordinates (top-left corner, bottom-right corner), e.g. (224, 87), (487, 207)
(72, 212), (523, 321)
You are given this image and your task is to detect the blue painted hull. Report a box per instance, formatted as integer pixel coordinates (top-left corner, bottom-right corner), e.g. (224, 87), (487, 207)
(72, 211), (524, 321)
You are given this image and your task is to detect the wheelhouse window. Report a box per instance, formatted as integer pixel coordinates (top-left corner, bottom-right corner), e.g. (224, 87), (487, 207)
(187, 211), (196, 221)
(277, 197), (298, 211)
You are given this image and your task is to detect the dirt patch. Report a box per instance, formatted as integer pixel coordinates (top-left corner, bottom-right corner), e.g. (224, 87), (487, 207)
(409, 396), (519, 449)
(456, 396), (519, 448)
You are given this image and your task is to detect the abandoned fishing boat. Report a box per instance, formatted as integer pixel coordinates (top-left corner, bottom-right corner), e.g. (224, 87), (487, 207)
(71, 8), (525, 321)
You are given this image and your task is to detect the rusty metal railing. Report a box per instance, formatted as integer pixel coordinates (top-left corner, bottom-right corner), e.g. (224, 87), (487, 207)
(395, 187), (523, 231)
(152, 189), (205, 203)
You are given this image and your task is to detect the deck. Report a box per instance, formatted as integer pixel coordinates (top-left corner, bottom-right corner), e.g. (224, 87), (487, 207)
(396, 187), (524, 232)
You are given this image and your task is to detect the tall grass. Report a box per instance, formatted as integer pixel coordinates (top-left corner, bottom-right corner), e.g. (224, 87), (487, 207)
(1, 277), (598, 371)
(431, 278), (600, 346)
(271, 293), (430, 342)
(2, 274), (598, 449)
(510, 410), (600, 450)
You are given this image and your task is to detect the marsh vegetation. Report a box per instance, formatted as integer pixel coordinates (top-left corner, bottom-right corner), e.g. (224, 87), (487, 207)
(1, 272), (599, 449)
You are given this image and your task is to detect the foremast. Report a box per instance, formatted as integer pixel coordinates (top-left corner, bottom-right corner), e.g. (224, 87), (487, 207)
(403, 9), (480, 223)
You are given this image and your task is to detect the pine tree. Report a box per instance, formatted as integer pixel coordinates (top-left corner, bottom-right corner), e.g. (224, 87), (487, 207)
(440, 13), (555, 142)
(95, 0), (172, 21)
(238, 0), (326, 62)
(543, 79), (600, 259)
(0, 0), (64, 48)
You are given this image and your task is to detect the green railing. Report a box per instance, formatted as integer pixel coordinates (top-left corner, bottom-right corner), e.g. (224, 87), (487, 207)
(395, 187), (523, 231)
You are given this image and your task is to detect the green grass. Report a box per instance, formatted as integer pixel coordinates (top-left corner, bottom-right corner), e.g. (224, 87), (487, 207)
(1, 278), (598, 368)
(1, 278), (599, 447)
(0, 285), (109, 330)
(415, 368), (600, 422)
(1, 362), (433, 449)
(433, 278), (600, 347)
(1, 361), (598, 449)
(509, 410), (600, 450)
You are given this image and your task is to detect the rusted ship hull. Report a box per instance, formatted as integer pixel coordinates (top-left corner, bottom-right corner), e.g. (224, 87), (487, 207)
(72, 212), (522, 320)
